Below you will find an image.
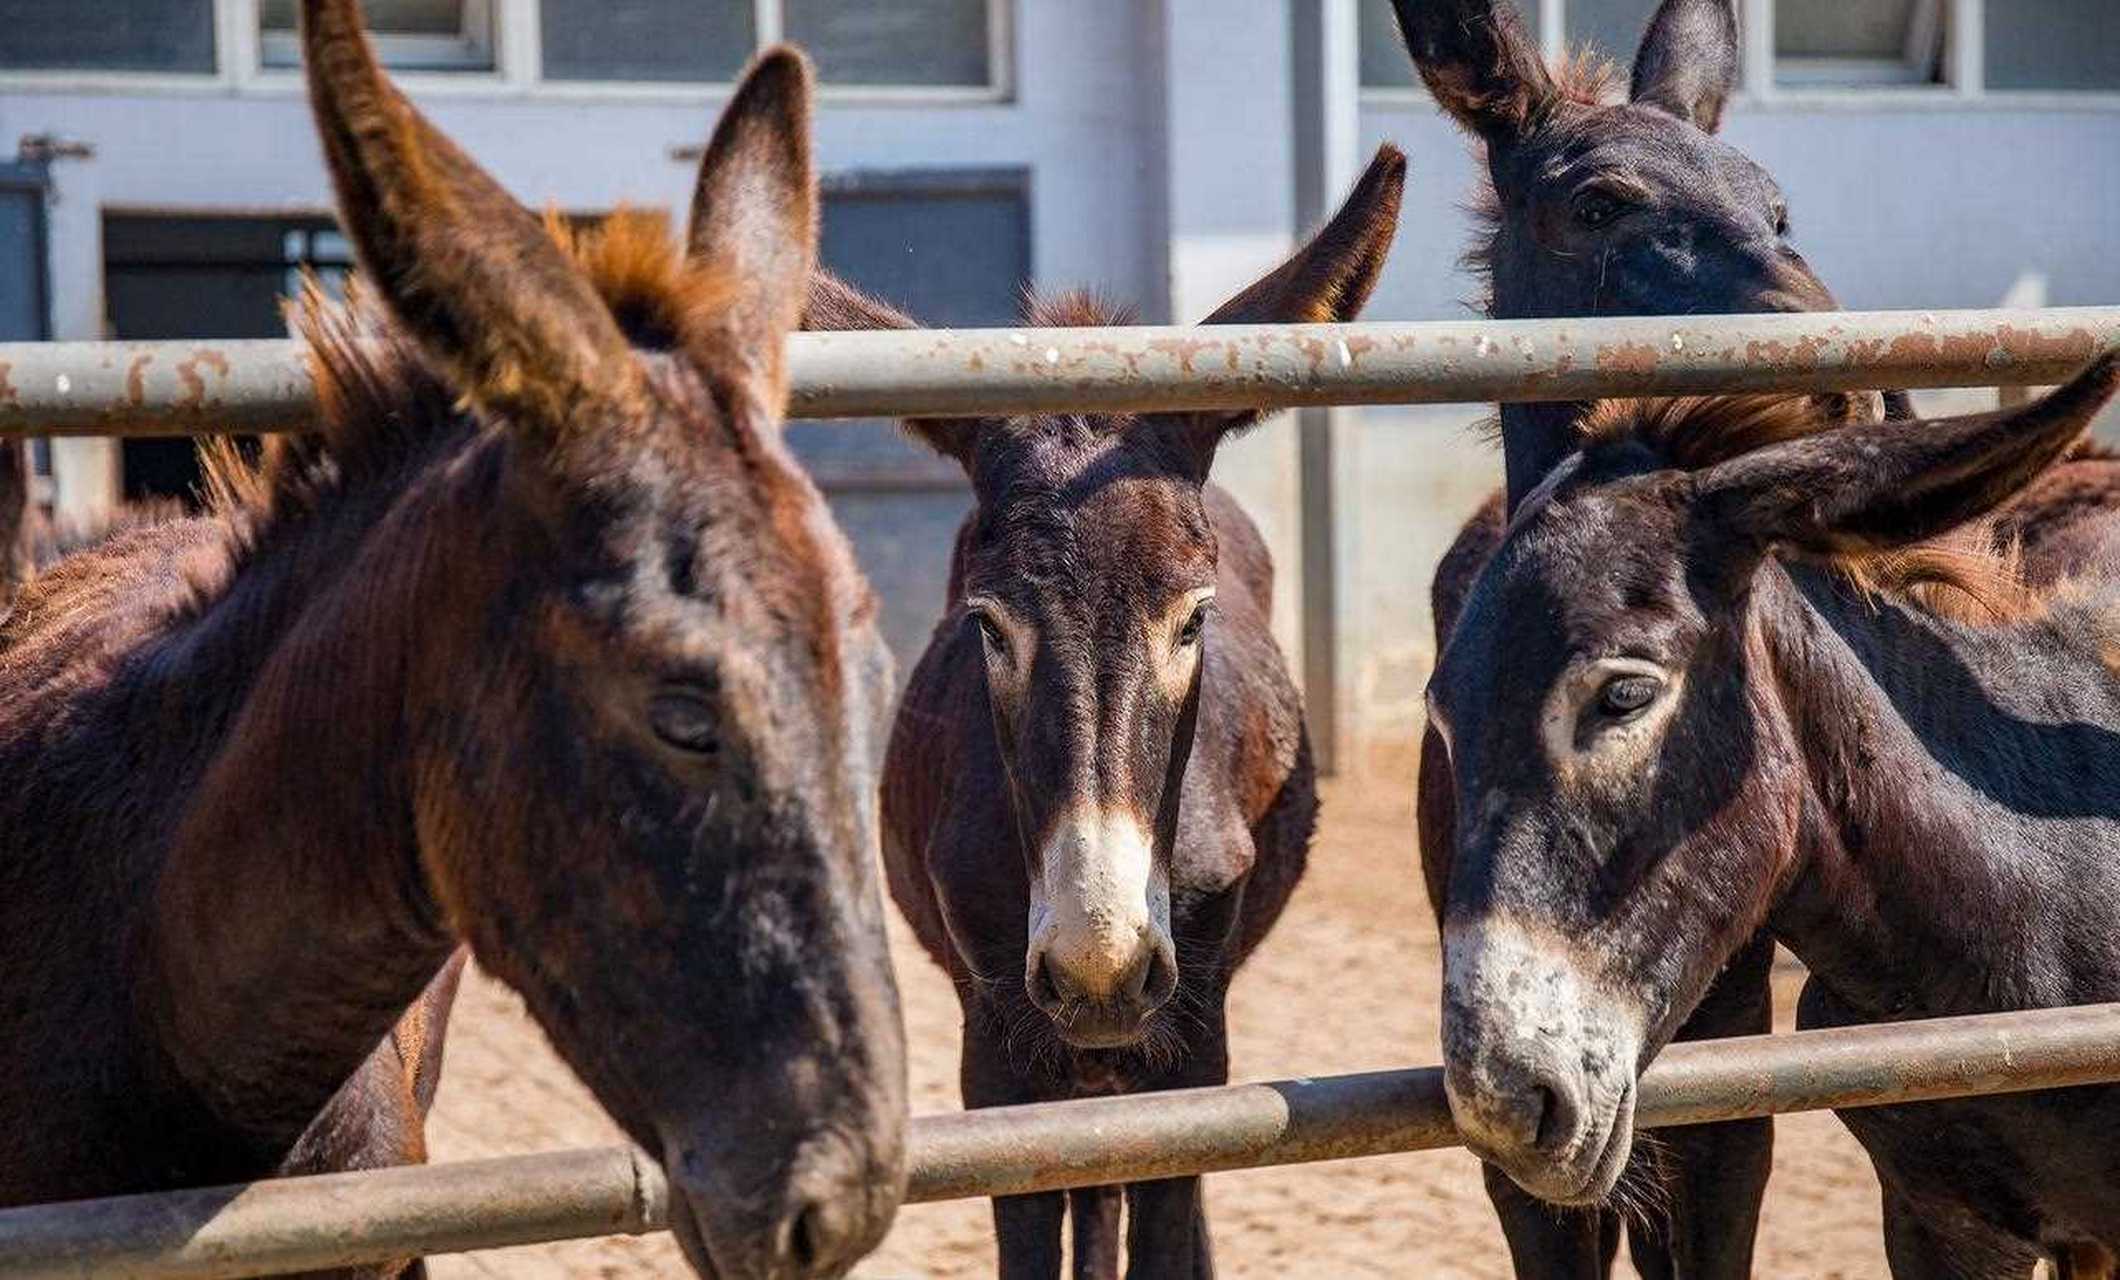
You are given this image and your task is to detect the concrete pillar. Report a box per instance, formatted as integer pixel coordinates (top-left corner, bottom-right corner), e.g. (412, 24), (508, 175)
(41, 155), (121, 528)
(1290, 0), (1361, 774)
(1155, 0), (1305, 677)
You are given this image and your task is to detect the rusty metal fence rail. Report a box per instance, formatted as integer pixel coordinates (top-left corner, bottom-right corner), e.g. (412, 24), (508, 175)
(2, 307), (2117, 437)
(4, 1005), (2120, 1279)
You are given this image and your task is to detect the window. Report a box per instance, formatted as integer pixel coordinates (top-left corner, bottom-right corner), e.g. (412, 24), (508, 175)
(543, 0), (997, 89)
(1775, 0), (1943, 88)
(1359, 0), (1541, 89)
(541, 0), (754, 83)
(1985, 0), (2120, 92)
(785, 0), (992, 88)
(1565, 0), (1658, 67)
(103, 214), (355, 500)
(259, 0), (495, 72)
(0, 0), (216, 74)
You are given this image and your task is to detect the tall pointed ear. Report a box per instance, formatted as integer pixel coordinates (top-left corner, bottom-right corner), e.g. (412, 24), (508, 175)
(683, 47), (818, 398)
(1698, 353), (2120, 557)
(1630, 0), (1740, 133)
(299, 0), (637, 449)
(1388, 0), (1555, 144)
(1167, 144), (1405, 472)
(797, 270), (982, 468)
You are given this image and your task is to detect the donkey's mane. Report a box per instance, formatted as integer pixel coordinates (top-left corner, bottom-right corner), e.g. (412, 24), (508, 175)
(1021, 288), (1139, 331)
(202, 209), (730, 542)
(1579, 393), (2039, 624)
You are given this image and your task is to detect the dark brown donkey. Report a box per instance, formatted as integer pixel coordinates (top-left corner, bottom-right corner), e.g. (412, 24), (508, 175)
(1427, 354), (2120, 1278)
(1389, 1), (2114, 1273)
(0, 6), (905, 1278)
(808, 148), (1404, 1278)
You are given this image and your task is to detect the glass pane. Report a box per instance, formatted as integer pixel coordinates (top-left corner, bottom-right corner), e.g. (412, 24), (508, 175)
(1986, 0), (2120, 91)
(0, 0), (215, 73)
(1360, 0), (1541, 88)
(541, 0), (753, 82)
(784, 0), (991, 88)
(1774, 0), (1938, 85)
(1776, 0), (1916, 58)
(1567, 0), (1663, 65)
(260, 0), (464, 33)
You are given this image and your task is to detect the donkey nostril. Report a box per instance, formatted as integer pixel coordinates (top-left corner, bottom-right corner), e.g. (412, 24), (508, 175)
(1529, 1084), (1561, 1150)
(789, 1199), (825, 1272)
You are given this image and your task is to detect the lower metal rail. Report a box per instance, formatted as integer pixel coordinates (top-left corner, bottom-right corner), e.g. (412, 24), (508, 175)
(3, 1004), (2118, 1278)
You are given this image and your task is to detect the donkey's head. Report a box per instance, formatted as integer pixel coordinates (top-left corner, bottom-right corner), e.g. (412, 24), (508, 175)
(301, 4), (902, 1275)
(816, 147), (1402, 1048)
(1425, 353), (2120, 1206)
(1391, 0), (1830, 321)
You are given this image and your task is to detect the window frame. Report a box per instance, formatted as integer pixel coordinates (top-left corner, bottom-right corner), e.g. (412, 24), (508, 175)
(0, 0), (1016, 105)
(1355, 0), (2120, 111)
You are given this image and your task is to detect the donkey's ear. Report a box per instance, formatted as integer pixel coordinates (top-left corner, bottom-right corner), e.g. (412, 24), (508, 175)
(684, 47), (818, 395)
(1630, 0), (1740, 134)
(798, 270), (981, 467)
(1170, 144), (1405, 469)
(300, 0), (637, 450)
(1388, 0), (1555, 143)
(1699, 353), (2120, 557)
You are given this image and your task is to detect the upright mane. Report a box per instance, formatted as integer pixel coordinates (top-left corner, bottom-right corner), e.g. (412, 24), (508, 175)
(1578, 392), (2037, 623)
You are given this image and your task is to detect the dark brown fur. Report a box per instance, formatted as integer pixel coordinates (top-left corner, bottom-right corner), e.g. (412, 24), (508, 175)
(813, 147), (1404, 1279)
(0, 9), (904, 1280)
(1429, 354), (2120, 1278)
(1389, 2), (2120, 1274)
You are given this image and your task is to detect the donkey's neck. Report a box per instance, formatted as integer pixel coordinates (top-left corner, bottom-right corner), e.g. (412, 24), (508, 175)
(1488, 272), (1591, 510)
(1, 437), (490, 1172)
(137, 456), (499, 1155)
(1498, 401), (1590, 511)
(1761, 567), (2120, 1020)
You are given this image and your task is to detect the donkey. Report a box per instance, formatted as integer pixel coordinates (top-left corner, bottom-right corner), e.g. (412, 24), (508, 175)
(1389, 2), (2117, 1272)
(1426, 352), (2120, 1277)
(0, 5), (905, 1277)
(806, 147), (1404, 1279)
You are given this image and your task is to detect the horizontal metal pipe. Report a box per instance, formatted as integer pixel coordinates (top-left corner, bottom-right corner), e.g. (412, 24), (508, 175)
(4, 1004), (2118, 1278)
(1, 307), (2115, 437)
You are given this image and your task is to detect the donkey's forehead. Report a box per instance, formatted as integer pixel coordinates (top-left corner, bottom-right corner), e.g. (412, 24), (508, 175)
(1531, 104), (1777, 198)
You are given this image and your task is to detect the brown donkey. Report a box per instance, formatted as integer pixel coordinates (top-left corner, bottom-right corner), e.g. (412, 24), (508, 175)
(1390, 1), (2120, 1273)
(808, 148), (1404, 1278)
(1427, 356), (2120, 1278)
(0, 6), (905, 1278)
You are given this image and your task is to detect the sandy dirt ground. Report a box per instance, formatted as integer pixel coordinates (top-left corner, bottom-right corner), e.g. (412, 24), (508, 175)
(425, 780), (1890, 1278)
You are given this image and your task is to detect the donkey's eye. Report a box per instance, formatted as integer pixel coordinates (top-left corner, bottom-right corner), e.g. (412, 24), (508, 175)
(1177, 603), (1210, 647)
(1573, 191), (1627, 231)
(1772, 203), (1791, 238)
(972, 610), (1007, 656)
(1596, 675), (1661, 719)
(649, 690), (720, 755)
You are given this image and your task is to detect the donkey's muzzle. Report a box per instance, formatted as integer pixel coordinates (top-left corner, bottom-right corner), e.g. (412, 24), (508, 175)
(661, 1125), (901, 1280)
(1026, 934), (1179, 1048)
